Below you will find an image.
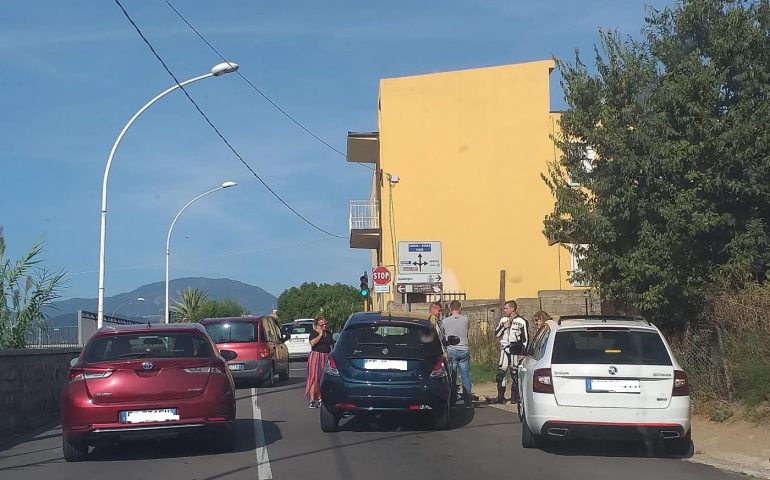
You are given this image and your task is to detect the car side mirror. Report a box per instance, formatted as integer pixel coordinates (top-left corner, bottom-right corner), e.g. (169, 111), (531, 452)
(445, 335), (461, 346)
(219, 349), (237, 361)
(69, 357), (78, 367)
(332, 333), (340, 342)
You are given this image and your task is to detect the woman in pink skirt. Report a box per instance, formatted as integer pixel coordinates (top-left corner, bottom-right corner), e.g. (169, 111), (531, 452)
(305, 316), (334, 408)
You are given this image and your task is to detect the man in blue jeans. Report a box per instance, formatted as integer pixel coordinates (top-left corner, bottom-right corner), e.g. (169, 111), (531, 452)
(442, 300), (472, 407)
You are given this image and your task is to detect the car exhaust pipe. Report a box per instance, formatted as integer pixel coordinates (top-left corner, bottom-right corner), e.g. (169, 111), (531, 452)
(546, 427), (568, 437)
(660, 430), (681, 439)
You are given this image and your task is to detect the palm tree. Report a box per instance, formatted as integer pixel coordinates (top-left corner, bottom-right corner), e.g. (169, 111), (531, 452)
(0, 227), (65, 348)
(170, 287), (208, 322)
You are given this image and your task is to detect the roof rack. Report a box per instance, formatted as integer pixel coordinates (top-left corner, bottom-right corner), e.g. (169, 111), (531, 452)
(557, 315), (651, 327)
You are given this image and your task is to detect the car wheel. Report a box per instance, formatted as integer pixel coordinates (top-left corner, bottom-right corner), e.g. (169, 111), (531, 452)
(666, 429), (692, 456)
(62, 437), (89, 462)
(278, 362), (289, 382)
(520, 408), (542, 449)
(260, 365), (275, 388)
(431, 407), (450, 431)
(320, 402), (340, 433)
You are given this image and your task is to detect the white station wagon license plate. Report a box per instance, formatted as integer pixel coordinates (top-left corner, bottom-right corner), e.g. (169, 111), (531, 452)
(229, 363), (244, 371)
(586, 378), (641, 393)
(120, 408), (179, 424)
(364, 359), (408, 371)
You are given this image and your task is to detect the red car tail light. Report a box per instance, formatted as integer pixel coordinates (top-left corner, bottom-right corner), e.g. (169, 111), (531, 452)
(533, 368), (554, 394)
(430, 356), (447, 378)
(672, 370), (689, 396)
(324, 355), (340, 376)
(336, 403), (357, 409)
(258, 346), (270, 359)
(69, 369), (114, 382)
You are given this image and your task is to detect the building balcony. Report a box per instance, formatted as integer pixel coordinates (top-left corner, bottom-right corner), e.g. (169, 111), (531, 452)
(349, 200), (381, 249)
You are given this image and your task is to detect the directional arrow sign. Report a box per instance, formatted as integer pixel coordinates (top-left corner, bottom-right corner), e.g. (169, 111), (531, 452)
(398, 241), (441, 275)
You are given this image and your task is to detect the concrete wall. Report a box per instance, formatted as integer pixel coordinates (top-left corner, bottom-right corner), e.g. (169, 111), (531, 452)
(0, 348), (81, 436)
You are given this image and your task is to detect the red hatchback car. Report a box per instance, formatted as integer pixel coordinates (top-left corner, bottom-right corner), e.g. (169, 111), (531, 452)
(61, 323), (237, 462)
(200, 315), (290, 386)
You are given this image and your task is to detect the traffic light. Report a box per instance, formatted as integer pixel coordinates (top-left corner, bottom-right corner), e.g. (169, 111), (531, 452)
(359, 272), (369, 297)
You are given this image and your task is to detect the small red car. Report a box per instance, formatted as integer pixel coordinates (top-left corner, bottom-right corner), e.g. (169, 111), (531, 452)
(61, 323), (236, 462)
(200, 315), (291, 386)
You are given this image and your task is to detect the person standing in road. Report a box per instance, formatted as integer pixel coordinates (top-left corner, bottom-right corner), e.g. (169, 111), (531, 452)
(428, 301), (443, 330)
(442, 300), (472, 407)
(305, 315), (334, 408)
(494, 300), (529, 404)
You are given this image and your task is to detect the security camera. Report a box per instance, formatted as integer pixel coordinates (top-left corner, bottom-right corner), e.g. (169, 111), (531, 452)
(388, 174), (400, 184)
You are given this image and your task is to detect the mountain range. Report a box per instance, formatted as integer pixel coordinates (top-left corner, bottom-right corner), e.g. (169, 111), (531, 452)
(43, 277), (278, 327)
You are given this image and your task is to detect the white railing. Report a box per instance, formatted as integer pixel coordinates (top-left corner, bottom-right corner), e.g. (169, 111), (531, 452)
(349, 200), (380, 230)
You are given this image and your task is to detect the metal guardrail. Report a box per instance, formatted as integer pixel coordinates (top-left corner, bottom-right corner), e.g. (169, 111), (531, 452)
(349, 200), (380, 230)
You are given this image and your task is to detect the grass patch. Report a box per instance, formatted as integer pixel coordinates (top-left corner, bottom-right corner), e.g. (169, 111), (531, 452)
(471, 362), (497, 384)
(709, 403), (734, 423)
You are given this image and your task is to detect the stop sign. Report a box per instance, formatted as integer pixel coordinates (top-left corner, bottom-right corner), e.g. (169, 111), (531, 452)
(372, 266), (391, 285)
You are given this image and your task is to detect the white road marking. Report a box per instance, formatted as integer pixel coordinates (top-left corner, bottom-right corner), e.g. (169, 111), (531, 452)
(252, 387), (273, 479)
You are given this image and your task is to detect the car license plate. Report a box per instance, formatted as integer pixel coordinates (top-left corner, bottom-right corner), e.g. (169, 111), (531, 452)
(364, 359), (408, 371)
(291, 338), (306, 343)
(229, 363), (244, 371)
(120, 408), (179, 424)
(586, 378), (641, 393)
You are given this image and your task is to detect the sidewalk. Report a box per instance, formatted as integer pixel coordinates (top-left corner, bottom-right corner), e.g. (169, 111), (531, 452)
(473, 382), (770, 479)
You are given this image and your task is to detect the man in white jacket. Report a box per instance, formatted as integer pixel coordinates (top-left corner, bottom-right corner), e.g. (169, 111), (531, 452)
(494, 300), (529, 404)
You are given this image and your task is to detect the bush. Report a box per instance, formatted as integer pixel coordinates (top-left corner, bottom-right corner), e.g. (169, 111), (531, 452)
(733, 356), (770, 407)
(708, 403), (734, 423)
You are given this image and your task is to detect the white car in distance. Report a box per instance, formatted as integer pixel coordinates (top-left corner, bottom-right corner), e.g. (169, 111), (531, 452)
(517, 315), (691, 455)
(284, 319), (315, 360)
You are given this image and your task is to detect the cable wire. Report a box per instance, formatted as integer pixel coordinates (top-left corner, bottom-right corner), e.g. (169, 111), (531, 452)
(162, 0), (374, 172)
(113, 0), (346, 239)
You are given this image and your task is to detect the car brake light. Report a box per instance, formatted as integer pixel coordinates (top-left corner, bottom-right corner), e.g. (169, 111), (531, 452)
(258, 346), (270, 359)
(672, 370), (689, 396)
(430, 356), (447, 378)
(533, 368), (554, 394)
(325, 355), (340, 376)
(69, 369), (114, 382)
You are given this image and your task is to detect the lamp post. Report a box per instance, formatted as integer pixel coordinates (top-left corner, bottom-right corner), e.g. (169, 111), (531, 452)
(165, 181), (237, 323)
(97, 61), (240, 329)
(111, 297), (146, 317)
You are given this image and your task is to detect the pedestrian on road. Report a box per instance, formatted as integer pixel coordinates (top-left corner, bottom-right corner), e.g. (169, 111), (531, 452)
(494, 300), (529, 404)
(442, 300), (472, 407)
(428, 301), (442, 330)
(305, 315), (334, 408)
(532, 310), (551, 330)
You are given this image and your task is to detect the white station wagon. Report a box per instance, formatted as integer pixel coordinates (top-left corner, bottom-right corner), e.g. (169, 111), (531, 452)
(517, 315), (691, 454)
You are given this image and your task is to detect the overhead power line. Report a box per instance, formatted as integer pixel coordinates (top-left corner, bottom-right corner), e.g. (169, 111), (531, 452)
(163, 0), (374, 172)
(113, 0), (346, 239)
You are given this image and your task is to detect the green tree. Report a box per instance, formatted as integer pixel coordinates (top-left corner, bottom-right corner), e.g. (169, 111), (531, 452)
(544, 0), (770, 329)
(171, 287), (208, 323)
(0, 228), (65, 348)
(198, 298), (248, 319)
(277, 282), (361, 331)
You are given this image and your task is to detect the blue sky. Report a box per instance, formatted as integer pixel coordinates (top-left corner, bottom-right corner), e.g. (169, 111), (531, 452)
(1, 0), (674, 301)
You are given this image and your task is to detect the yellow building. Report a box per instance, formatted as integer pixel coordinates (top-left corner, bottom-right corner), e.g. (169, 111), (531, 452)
(347, 60), (581, 307)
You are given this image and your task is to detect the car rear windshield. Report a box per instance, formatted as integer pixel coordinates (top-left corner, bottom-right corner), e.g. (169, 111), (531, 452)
(203, 322), (257, 343)
(291, 324), (314, 335)
(336, 323), (442, 359)
(551, 329), (672, 366)
(84, 333), (211, 362)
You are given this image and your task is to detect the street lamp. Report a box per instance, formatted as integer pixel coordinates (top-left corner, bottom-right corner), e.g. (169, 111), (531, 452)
(97, 61), (239, 328)
(111, 297), (146, 317)
(165, 181), (237, 323)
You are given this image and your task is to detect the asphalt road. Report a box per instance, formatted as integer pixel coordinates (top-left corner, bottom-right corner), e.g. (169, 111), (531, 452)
(0, 361), (742, 480)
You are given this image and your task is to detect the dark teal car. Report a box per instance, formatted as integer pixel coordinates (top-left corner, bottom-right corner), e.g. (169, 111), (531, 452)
(319, 312), (455, 432)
